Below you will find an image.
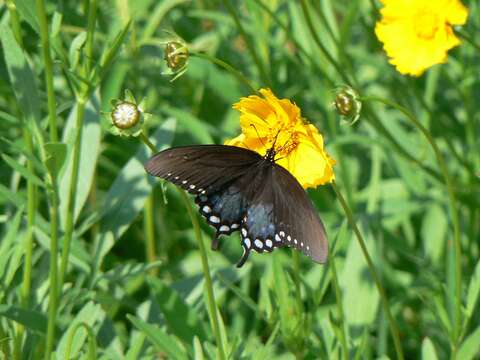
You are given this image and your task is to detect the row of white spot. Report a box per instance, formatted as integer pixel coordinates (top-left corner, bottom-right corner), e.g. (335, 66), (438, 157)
(242, 229), (310, 252)
(166, 173), (206, 195)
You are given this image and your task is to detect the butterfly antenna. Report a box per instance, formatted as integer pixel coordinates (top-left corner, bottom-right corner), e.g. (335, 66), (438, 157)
(270, 129), (282, 152)
(249, 124), (267, 148)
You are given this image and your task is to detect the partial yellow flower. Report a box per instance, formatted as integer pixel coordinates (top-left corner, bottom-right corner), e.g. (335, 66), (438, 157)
(375, 0), (468, 76)
(225, 88), (336, 189)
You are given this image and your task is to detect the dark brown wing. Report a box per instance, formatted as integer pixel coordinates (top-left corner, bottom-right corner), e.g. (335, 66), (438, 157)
(236, 163), (328, 266)
(145, 145), (261, 245)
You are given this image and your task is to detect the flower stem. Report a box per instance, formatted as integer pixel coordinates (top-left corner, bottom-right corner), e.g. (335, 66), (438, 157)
(221, 0), (271, 87)
(331, 182), (404, 360)
(144, 193), (158, 275)
(329, 255), (349, 360)
(361, 96), (463, 347)
(178, 189), (227, 360)
(58, 0), (97, 294)
(191, 51), (259, 95)
(58, 97), (86, 292)
(456, 30), (480, 52)
(36, 0), (58, 143)
(139, 131), (227, 360)
(36, 0), (60, 357)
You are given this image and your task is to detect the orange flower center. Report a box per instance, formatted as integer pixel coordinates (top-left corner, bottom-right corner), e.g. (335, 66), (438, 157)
(414, 12), (440, 39)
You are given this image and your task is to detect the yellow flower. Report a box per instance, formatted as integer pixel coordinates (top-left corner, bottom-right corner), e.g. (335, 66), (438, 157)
(225, 88), (336, 189)
(375, 0), (468, 76)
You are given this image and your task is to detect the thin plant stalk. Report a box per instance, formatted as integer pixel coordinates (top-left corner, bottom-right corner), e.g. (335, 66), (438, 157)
(291, 251), (303, 317)
(139, 132), (227, 360)
(58, 98), (86, 290)
(191, 51), (259, 95)
(6, 5), (35, 358)
(221, 0), (271, 87)
(58, 0), (97, 293)
(36, 0), (60, 357)
(332, 182), (404, 360)
(144, 193), (158, 275)
(329, 256), (349, 360)
(361, 96), (463, 348)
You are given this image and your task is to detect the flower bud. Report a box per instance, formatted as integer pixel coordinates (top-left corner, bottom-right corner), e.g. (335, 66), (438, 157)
(164, 41), (189, 72)
(106, 90), (150, 137)
(333, 86), (361, 125)
(111, 102), (140, 130)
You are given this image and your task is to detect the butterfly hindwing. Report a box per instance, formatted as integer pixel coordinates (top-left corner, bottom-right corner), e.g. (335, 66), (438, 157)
(237, 163), (328, 266)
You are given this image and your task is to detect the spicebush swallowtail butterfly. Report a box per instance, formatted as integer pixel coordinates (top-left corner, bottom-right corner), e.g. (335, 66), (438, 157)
(145, 144), (328, 267)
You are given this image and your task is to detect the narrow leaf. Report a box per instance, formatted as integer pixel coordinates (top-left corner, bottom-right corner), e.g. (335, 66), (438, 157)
(127, 315), (188, 360)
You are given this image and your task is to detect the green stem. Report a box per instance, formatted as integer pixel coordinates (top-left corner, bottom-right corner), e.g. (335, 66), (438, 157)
(191, 51), (259, 95)
(291, 251), (303, 315)
(36, 0), (61, 358)
(139, 132), (227, 360)
(221, 0), (271, 87)
(144, 193), (158, 275)
(299, 0), (352, 85)
(58, 0), (97, 293)
(329, 256), (349, 360)
(361, 96), (463, 349)
(15, 133), (36, 359)
(178, 190), (227, 360)
(332, 182), (404, 360)
(45, 178), (59, 360)
(58, 97), (86, 292)
(36, 0), (58, 143)
(7, 5), (33, 358)
(456, 30), (480, 52)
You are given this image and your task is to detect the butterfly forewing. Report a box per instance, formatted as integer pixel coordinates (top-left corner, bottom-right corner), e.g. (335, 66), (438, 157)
(145, 145), (260, 246)
(145, 145), (261, 195)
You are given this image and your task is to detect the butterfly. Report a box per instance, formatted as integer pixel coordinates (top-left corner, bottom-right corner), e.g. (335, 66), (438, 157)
(144, 144), (328, 267)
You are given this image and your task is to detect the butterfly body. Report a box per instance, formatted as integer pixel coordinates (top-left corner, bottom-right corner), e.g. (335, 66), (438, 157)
(145, 145), (328, 267)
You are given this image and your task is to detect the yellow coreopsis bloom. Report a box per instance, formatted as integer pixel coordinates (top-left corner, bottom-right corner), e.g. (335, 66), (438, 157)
(375, 0), (468, 76)
(225, 88), (336, 189)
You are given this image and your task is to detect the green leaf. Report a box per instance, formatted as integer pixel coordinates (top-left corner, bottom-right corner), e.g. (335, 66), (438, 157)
(1, 154), (44, 187)
(162, 106), (215, 144)
(94, 119), (176, 268)
(0, 207), (24, 280)
(457, 326), (480, 360)
(59, 95), (102, 226)
(56, 302), (105, 358)
(0, 305), (48, 333)
(125, 334), (146, 360)
(14, 0), (39, 33)
(149, 277), (208, 344)
(340, 223), (379, 333)
(0, 24), (41, 126)
(68, 32), (87, 71)
(421, 337), (438, 360)
(466, 259), (480, 319)
(44, 142), (67, 179)
(127, 315), (188, 360)
(421, 205), (447, 264)
(0, 183), (26, 208)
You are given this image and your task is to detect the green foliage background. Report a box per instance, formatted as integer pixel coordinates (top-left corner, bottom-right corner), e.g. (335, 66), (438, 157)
(0, 0), (479, 359)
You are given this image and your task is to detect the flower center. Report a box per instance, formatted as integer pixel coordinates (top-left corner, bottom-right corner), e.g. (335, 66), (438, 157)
(414, 12), (440, 39)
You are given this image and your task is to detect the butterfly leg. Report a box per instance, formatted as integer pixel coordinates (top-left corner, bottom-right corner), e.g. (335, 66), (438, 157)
(211, 235), (220, 250)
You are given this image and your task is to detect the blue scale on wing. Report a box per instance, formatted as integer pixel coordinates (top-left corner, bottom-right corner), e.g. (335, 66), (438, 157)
(195, 184), (247, 249)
